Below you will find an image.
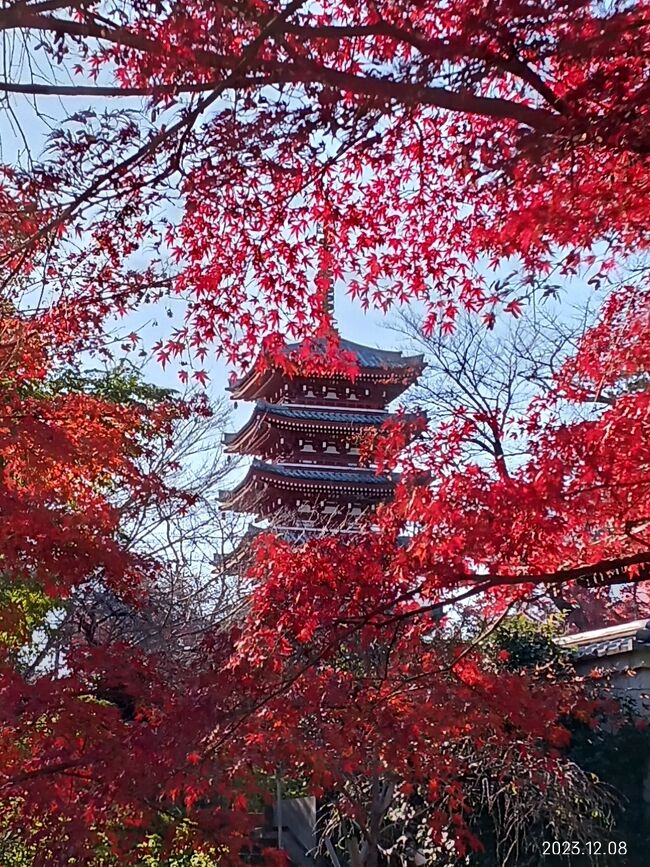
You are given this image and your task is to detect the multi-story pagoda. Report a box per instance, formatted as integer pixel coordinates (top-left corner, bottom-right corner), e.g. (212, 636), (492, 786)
(220, 334), (424, 539)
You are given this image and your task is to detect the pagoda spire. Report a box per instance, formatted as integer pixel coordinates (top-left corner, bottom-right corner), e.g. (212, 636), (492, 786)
(320, 225), (336, 329)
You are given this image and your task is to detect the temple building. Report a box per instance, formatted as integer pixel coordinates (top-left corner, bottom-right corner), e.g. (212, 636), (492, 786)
(217, 322), (424, 866)
(220, 335), (425, 540)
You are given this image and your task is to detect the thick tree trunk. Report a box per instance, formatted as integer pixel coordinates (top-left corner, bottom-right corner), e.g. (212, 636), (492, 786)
(366, 772), (381, 867)
(365, 773), (395, 867)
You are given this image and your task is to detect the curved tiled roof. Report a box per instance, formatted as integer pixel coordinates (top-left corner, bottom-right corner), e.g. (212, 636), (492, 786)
(223, 401), (389, 446)
(223, 401), (396, 451)
(219, 459), (398, 508)
(263, 402), (389, 425)
(284, 338), (424, 371)
(257, 461), (394, 485)
(228, 338), (425, 399)
(557, 619), (650, 660)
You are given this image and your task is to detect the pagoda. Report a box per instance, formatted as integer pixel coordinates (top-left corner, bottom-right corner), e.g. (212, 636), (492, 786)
(220, 327), (424, 539)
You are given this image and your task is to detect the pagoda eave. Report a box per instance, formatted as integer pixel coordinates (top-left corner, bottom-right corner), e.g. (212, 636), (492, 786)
(219, 461), (397, 513)
(231, 365), (423, 400)
(223, 421), (272, 455)
(228, 340), (426, 403)
(229, 367), (285, 402)
(223, 402), (392, 455)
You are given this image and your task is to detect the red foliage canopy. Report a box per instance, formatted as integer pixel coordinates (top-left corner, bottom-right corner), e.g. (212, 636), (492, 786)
(0, 0), (648, 365)
(0, 0), (649, 863)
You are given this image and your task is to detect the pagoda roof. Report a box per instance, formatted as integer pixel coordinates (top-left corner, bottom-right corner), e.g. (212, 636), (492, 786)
(287, 338), (424, 371)
(224, 401), (389, 453)
(256, 402), (389, 424)
(217, 521), (364, 571)
(229, 338), (424, 400)
(220, 459), (397, 511)
(260, 463), (395, 484)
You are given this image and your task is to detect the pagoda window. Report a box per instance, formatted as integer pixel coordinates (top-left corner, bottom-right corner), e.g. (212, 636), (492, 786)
(324, 443), (339, 454)
(326, 388), (337, 398)
(349, 446), (360, 456)
(302, 442), (316, 453)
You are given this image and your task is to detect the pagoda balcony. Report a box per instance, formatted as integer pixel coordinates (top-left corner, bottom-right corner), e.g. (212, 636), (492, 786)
(223, 401), (392, 457)
(219, 460), (398, 515)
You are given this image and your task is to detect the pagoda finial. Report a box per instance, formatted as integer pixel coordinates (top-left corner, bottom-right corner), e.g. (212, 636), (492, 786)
(320, 223), (337, 329)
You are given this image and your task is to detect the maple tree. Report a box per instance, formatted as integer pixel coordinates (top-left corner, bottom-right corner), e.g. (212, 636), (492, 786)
(395, 304), (650, 628)
(317, 665), (617, 865)
(21, 364), (246, 670)
(0, 0), (649, 864)
(0, 310), (138, 846)
(0, 310), (255, 863)
(0, 300), (647, 866)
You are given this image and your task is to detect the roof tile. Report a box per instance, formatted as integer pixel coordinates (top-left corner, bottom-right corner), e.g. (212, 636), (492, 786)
(252, 459), (396, 485)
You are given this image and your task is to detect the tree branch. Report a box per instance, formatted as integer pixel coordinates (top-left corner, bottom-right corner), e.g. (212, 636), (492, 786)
(0, 80), (215, 96)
